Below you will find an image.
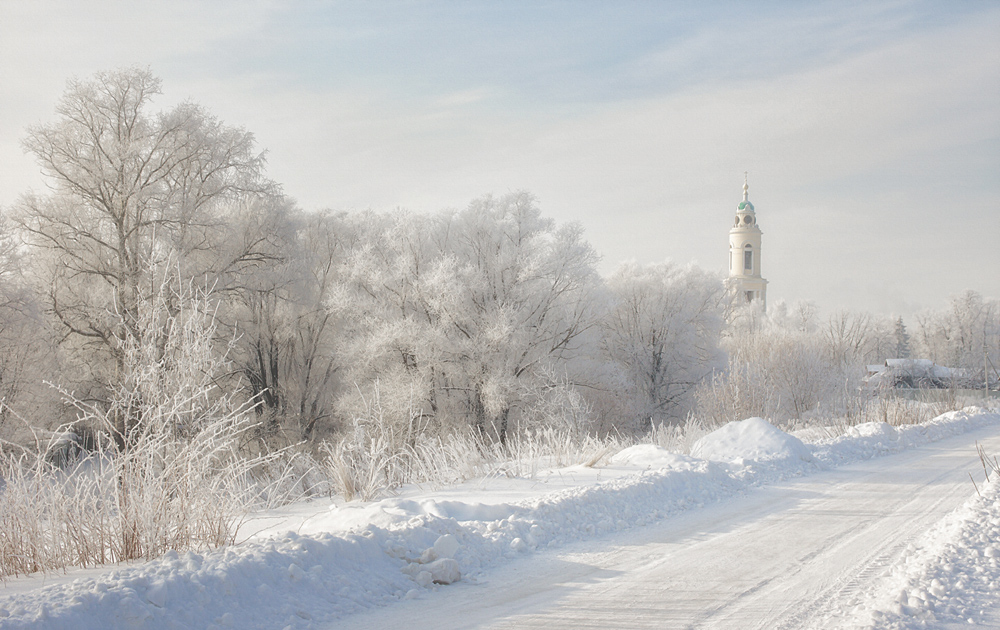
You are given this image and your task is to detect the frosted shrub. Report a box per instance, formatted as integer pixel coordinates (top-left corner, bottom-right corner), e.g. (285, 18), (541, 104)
(0, 410), (274, 577)
(0, 279), (299, 577)
(321, 418), (403, 502)
(0, 432), (113, 576)
(518, 381), (594, 435)
(694, 359), (775, 427)
(647, 416), (715, 455)
(321, 383), (426, 501)
(320, 386), (630, 502)
(858, 395), (941, 427)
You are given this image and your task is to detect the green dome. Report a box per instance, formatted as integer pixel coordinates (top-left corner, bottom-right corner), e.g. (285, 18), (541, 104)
(738, 200), (754, 211)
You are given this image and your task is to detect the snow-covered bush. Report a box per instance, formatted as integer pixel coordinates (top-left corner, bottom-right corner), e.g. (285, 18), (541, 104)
(856, 393), (959, 427)
(319, 383), (625, 502)
(0, 280), (299, 577)
(646, 416), (717, 455)
(694, 301), (908, 428)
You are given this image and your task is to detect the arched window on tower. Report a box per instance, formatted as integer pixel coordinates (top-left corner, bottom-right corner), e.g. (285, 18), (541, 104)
(744, 244), (753, 273)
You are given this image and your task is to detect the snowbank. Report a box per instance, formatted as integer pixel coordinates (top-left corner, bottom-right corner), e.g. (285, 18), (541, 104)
(608, 444), (700, 470)
(852, 453), (1000, 629)
(1, 408), (997, 629)
(690, 416), (814, 464)
(813, 409), (1000, 465)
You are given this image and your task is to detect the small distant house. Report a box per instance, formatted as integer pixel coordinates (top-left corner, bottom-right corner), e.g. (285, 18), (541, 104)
(866, 358), (963, 389)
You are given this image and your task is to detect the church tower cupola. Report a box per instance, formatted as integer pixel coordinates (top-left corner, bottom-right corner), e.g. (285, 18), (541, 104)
(728, 173), (768, 309)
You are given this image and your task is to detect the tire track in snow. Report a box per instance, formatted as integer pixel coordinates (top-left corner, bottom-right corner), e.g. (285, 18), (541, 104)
(776, 462), (983, 629)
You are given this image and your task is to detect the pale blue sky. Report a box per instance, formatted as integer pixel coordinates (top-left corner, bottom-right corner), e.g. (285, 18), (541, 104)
(1, 1), (997, 318)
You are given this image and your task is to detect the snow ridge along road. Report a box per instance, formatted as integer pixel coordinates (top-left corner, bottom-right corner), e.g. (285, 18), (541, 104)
(341, 413), (1000, 630)
(0, 409), (998, 629)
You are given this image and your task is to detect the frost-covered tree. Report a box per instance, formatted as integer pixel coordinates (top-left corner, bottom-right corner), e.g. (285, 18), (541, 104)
(598, 261), (726, 430)
(893, 317), (911, 359)
(15, 67), (282, 445)
(335, 193), (602, 443)
(768, 299), (819, 334)
(914, 290), (999, 382)
(0, 215), (63, 437)
(436, 193), (602, 441)
(331, 209), (448, 436)
(823, 310), (895, 371)
(227, 209), (353, 441)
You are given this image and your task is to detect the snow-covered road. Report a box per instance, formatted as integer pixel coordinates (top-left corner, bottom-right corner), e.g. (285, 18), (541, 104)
(337, 423), (1000, 630)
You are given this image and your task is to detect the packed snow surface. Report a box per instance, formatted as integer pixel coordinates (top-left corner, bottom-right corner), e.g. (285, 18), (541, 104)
(1, 408), (999, 629)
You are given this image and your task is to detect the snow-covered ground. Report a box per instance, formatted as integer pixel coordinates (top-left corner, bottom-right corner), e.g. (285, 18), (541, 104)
(1, 408), (999, 629)
(856, 438), (1000, 629)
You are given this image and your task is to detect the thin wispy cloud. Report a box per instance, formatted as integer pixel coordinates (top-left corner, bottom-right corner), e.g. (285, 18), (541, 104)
(0, 0), (996, 316)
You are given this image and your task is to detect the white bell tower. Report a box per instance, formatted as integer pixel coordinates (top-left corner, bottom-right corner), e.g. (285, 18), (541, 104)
(729, 173), (768, 309)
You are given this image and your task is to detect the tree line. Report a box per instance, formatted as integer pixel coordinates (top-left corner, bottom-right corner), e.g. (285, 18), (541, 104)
(0, 68), (997, 452)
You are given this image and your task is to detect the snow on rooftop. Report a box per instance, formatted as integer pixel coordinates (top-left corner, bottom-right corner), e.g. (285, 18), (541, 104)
(886, 359), (935, 369)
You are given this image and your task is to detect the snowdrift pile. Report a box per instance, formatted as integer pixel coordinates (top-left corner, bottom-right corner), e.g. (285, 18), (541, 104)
(690, 416), (814, 464)
(1, 409), (998, 629)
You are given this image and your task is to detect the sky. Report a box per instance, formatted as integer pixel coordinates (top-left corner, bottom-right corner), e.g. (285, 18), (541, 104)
(0, 0), (997, 319)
